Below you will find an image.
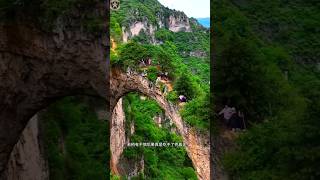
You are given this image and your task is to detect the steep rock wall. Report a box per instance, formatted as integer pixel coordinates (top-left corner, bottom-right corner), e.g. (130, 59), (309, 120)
(122, 21), (156, 43)
(168, 14), (192, 32)
(121, 8), (191, 43)
(2, 115), (49, 180)
(110, 98), (126, 175)
(0, 1), (108, 174)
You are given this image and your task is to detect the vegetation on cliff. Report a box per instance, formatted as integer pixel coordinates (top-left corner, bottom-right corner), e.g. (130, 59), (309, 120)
(41, 97), (108, 180)
(111, 0), (210, 131)
(111, 0), (210, 178)
(0, 0), (104, 32)
(119, 93), (197, 179)
(213, 0), (320, 179)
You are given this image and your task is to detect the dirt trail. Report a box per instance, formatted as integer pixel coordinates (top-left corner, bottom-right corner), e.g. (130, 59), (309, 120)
(160, 79), (173, 91)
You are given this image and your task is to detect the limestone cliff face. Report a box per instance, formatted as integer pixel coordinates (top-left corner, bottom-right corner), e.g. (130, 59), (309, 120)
(168, 14), (192, 32)
(121, 14), (191, 43)
(110, 98), (126, 175)
(120, 1), (192, 43)
(110, 97), (145, 178)
(122, 21), (156, 43)
(118, 155), (145, 179)
(2, 115), (49, 180)
(0, 1), (107, 173)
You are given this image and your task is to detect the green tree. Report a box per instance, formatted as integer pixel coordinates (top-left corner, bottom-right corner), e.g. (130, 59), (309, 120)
(181, 94), (210, 131)
(117, 41), (151, 69)
(174, 74), (196, 100)
(147, 66), (158, 82)
(155, 28), (174, 41)
(214, 1), (320, 179)
(215, 34), (296, 122)
(132, 30), (150, 44)
(110, 15), (122, 42)
(42, 97), (107, 180)
(121, 93), (197, 179)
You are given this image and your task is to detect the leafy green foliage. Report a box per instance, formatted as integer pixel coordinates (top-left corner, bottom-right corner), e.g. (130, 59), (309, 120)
(174, 74), (197, 100)
(147, 66), (158, 82)
(111, 1), (210, 178)
(0, 0), (104, 32)
(184, 57), (210, 83)
(110, 15), (122, 42)
(155, 29), (174, 41)
(215, 34), (299, 121)
(112, 0), (162, 28)
(167, 90), (178, 103)
(214, 0), (320, 179)
(233, 0), (320, 64)
(42, 97), (107, 180)
(181, 94), (210, 132)
(131, 30), (152, 44)
(155, 28), (210, 57)
(121, 94), (197, 179)
(111, 0), (211, 134)
(114, 41), (181, 78)
(115, 41), (150, 68)
(155, 42), (180, 77)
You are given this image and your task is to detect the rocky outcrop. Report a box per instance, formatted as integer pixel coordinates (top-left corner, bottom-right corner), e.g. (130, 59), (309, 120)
(153, 115), (163, 128)
(120, 3), (192, 43)
(122, 21), (156, 43)
(2, 98), (108, 180)
(0, 2), (108, 175)
(129, 121), (135, 136)
(168, 14), (192, 32)
(2, 115), (49, 180)
(110, 69), (210, 180)
(111, 97), (145, 178)
(121, 14), (191, 42)
(110, 98), (126, 175)
(190, 50), (208, 58)
(121, 12), (192, 42)
(118, 155), (145, 179)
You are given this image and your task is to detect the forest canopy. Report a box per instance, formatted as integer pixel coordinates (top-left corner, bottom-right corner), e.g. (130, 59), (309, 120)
(213, 0), (320, 179)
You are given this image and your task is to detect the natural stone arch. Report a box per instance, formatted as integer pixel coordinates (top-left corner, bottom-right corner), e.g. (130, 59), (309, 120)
(3, 95), (108, 180)
(110, 68), (210, 180)
(0, 21), (108, 176)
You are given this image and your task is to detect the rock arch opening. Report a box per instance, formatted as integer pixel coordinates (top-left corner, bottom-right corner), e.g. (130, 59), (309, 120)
(0, 22), (108, 176)
(2, 95), (108, 180)
(110, 69), (210, 180)
(111, 92), (198, 178)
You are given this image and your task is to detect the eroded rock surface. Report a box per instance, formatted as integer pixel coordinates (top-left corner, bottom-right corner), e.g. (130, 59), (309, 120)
(122, 21), (156, 43)
(121, 8), (192, 43)
(2, 115), (49, 180)
(168, 14), (192, 32)
(0, 2), (108, 175)
(110, 69), (210, 180)
(110, 98), (126, 175)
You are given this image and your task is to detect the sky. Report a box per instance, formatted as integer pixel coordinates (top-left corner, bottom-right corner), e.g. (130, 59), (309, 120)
(158, 0), (210, 18)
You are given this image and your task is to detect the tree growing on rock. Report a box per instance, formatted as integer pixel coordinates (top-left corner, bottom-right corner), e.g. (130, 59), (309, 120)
(174, 74), (196, 100)
(117, 41), (152, 69)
